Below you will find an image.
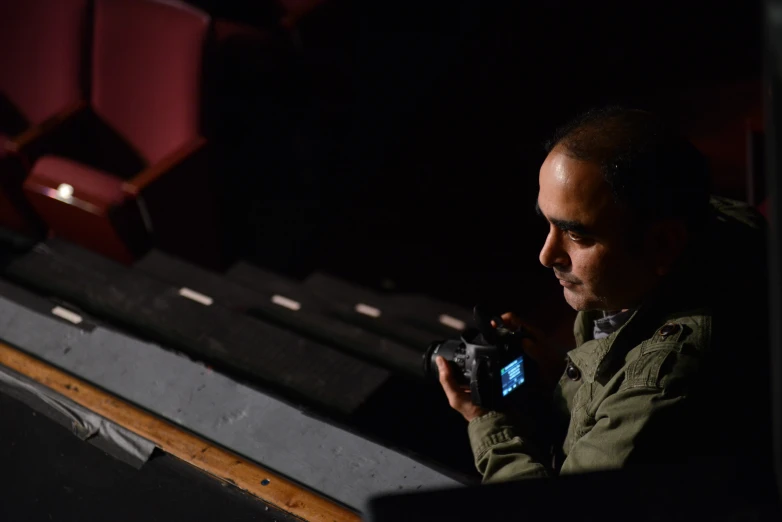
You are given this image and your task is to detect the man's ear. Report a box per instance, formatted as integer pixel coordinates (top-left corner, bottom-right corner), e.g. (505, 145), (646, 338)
(645, 219), (689, 276)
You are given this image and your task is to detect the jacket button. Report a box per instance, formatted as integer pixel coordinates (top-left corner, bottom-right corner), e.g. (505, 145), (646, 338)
(659, 323), (680, 338)
(566, 362), (581, 381)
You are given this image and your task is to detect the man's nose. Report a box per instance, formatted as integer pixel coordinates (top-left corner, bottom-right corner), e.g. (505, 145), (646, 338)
(539, 230), (569, 269)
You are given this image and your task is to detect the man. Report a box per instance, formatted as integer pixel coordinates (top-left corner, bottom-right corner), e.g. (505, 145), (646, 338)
(438, 107), (770, 482)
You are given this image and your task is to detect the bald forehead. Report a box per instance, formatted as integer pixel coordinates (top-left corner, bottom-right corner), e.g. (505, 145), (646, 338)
(540, 148), (607, 202)
(538, 148), (620, 229)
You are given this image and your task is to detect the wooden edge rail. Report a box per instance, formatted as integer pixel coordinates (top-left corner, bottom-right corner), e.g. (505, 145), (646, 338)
(0, 341), (361, 522)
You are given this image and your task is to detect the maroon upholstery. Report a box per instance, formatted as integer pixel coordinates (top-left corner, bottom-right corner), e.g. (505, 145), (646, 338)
(20, 0), (214, 264)
(29, 156), (126, 207)
(23, 155), (138, 262)
(0, 0), (88, 236)
(0, 0), (87, 127)
(91, 0), (209, 165)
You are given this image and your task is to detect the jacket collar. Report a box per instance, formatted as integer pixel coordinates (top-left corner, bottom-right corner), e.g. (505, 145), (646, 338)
(569, 308), (641, 385)
(568, 267), (701, 385)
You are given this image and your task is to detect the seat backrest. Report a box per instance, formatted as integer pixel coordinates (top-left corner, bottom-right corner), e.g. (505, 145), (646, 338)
(0, 0), (88, 129)
(91, 0), (210, 165)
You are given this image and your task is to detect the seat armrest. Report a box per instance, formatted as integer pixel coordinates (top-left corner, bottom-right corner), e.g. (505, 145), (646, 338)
(122, 137), (222, 267)
(122, 137), (207, 196)
(5, 101), (89, 163)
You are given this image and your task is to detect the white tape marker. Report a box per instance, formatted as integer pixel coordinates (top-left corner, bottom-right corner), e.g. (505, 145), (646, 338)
(355, 303), (381, 318)
(271, 294), (301, 311)
(179, 288), (213, 306)
(52, 306), (83, 325)
(439, 314), (466, 331)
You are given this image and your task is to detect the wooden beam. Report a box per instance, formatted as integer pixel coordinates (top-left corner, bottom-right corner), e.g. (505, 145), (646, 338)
(0, 342), (360, 522)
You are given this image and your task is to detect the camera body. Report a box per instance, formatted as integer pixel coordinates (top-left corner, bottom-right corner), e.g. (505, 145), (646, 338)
(423, 307), (528, 410)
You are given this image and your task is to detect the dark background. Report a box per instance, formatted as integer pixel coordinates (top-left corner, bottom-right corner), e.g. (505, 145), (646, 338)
(0, 391), (297, 522)
(188, 0), (762, 341)
(0, 1), (769, 517)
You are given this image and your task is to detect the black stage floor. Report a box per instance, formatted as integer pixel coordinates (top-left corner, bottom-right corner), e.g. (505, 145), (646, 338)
(0, 391), (298, 522)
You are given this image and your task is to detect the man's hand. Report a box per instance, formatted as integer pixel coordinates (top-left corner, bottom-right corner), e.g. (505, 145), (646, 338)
(438, 312), (566, 422)
(491, 312), (541, 336)
(496, 312), (566, 393)
(437, 356), (488, 422)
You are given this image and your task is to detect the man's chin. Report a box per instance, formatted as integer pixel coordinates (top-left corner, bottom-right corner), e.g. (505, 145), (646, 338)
(562, 287), (581, 310)
(564, 289), (614, 313)
(562, 286), (593, 312)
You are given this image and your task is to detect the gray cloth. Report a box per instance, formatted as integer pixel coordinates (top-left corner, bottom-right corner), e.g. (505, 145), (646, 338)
(592, 309), (635, 340)
(0, 363), (156, 468)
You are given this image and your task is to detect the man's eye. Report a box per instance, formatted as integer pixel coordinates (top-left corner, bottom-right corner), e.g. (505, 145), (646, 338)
(567, 231), (583, 242)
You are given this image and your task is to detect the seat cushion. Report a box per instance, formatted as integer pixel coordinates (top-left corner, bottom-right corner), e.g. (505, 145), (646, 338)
(30, 155), (126, 207)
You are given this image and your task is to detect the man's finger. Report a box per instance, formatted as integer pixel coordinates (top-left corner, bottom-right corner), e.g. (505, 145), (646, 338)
(492, 312), (520, 329)
(437, 357), (465, 406)
(437, 357), (488, 422)
(437, 356), (457, 389)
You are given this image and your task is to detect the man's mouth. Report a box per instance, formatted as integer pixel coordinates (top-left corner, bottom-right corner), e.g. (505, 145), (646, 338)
(555, 273), (579, 286)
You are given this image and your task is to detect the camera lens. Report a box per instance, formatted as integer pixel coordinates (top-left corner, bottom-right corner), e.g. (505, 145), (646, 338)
(422, 339), (465, 383)
(423, 342), (442, 381)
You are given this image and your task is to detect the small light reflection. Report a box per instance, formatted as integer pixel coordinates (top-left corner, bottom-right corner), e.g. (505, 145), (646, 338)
(57, 183), (74, 200)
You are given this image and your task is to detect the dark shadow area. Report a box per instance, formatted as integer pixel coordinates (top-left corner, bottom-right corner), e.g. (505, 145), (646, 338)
(0, 0), (778, 515)
(367, 462), (781, 522)
(0, 391), (298, 522)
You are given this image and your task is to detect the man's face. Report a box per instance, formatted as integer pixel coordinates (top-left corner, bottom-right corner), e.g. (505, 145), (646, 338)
(536, 148), (659, 311)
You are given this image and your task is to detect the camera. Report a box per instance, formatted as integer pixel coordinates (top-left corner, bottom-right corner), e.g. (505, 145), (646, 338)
(423, 306), (528, 410)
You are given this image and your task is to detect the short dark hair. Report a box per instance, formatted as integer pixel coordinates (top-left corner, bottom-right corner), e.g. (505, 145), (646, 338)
(545, 106), (712, 232)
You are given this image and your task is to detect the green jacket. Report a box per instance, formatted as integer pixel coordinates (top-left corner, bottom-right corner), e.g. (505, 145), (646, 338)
(467, 197), (769, 483)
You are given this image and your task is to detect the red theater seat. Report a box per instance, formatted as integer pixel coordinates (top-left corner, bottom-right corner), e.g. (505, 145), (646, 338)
(758, 198), (769, 219)
(0, 0), (88, 236)
(20, 0), (216, 265)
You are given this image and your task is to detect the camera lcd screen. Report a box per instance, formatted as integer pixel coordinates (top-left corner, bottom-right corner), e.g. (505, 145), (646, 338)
(500, 355), (525, 397)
